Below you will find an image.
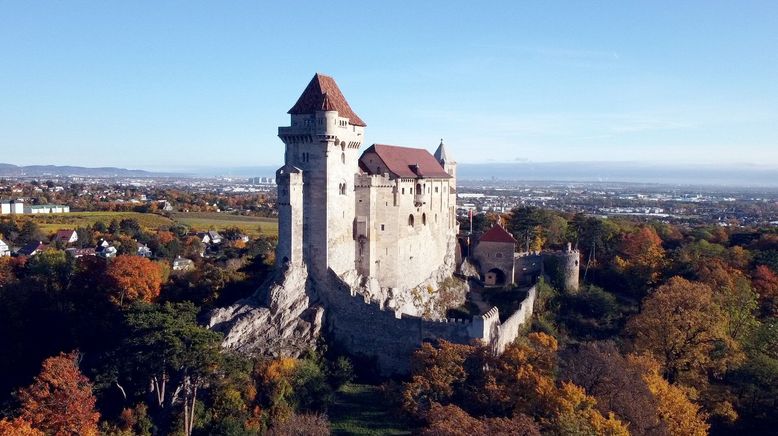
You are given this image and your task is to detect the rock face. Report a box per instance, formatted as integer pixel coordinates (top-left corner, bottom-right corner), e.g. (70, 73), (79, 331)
(208, 264), (323, 357)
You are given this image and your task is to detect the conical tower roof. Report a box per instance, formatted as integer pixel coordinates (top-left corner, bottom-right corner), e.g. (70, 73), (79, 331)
(288, 73), (366, 126)
(434, 138), (453, 164)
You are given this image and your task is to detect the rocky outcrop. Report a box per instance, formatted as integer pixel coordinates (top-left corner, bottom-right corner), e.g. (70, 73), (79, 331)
(209, 236), (467, 357)
(459, 258), (480, 279)
(208, 264), (323, 358)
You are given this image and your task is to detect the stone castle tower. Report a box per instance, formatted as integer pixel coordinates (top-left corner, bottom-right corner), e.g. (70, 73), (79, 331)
(276, 73), (459, 304)
(277, 74), (367, 279)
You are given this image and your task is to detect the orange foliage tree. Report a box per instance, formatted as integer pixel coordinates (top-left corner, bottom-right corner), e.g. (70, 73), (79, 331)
(614, 226), (666, 292)
(105, 255), (164, 307)
(422, 403), (541, 436)
(0, 417), (44, 436)
(753, 264), (778, 316)
(0, 256), (18, 288)
(627, 276), (729, 384)
(17, 352), (100, 436)
(403, 334), (628, 435)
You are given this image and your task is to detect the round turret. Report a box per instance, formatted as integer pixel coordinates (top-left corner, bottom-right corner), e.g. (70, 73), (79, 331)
(562, 243), (580, 293)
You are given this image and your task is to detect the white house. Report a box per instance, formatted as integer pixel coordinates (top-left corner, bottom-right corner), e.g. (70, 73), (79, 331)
(207, 231), (223, 244)
(0, 239), (10, 257)
(137, 244), (153, 258)
(193, 232), (212, 245)
(172, 256), (195, 271)
(24, 204), (70, 214)
(0, 200), (25, 215)
(53, 229), (79, 245)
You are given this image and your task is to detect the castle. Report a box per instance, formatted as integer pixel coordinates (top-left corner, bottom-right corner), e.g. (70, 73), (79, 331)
(276, 73), (458, 294)
(210, 74), (578, 375)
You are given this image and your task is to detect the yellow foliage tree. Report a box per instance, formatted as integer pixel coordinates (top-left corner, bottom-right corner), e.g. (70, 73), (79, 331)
(636, 356), (710, 436)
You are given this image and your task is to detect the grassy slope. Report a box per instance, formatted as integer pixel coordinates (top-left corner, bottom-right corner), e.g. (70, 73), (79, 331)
(329, 384), (413, 436)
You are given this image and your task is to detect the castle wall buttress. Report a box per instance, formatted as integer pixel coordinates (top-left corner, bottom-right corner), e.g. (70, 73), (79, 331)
(276, 167), (303, 267)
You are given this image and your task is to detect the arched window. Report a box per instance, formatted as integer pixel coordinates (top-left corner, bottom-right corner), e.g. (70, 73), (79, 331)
(416, 183), (422, 194)
(341, 152), (345, 164)
(408, 214), (415, 227)
(422, 213), (427, 226)
(340, 141), (346, 150)
(339, 183), (346, 195)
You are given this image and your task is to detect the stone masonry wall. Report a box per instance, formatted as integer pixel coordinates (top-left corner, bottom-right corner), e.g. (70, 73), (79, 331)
(319, 269), (536, 375)
(494, 285), (537, 353)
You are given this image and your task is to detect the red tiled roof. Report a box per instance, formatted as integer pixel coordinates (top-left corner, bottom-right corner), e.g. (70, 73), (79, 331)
(288, 73), (366, 127)
(54, 229), (75, 240)
(361, 144), (451, 179)
(480, 225), (517, 244)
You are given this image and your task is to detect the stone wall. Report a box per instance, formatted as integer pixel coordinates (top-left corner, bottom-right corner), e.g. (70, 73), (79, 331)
(320, 269), (474, 374)
(514, 252), (544, 286)
(320, 269), (537, 375)
(494, 285), (537, 353)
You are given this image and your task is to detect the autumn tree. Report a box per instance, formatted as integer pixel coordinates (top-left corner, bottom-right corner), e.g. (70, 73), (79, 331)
(614, 226), (666, 293)
(17, 351), (100, 436)
(752, 264), (778, 316)
(489, 334), (628, 435)
(404, 334), (628, 435)
(0, 417), (43, 436)
(105, 255), (164, 307)
(696, 260), (759, 347)
(402, 340), (473, 417)
(560, 341), (664, 435)
(423, 403), (542, 435)
(634, 355), (710, 436)
(0, 256), (18, 288)
(627, 276), (729, 384)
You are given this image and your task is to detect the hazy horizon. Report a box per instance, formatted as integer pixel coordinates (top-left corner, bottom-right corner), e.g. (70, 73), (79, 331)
(4, 160), (778, 188)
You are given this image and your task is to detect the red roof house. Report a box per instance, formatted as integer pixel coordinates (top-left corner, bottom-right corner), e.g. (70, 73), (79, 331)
(479, 225), (518, 244)
(53, 229), (78, 244)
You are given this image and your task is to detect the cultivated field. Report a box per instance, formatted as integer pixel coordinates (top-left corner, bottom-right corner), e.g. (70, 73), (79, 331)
(20, 211), (174, 233)
(171, 212), (278, 236)
(13, 211), (278, 237)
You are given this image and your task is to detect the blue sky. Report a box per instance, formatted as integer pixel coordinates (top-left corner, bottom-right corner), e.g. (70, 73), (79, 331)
(0, 1), (776, 170)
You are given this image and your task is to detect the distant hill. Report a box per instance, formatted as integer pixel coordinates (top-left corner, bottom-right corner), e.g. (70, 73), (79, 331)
(457, 161), (778, 187)
(0, 163), (174, 178)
